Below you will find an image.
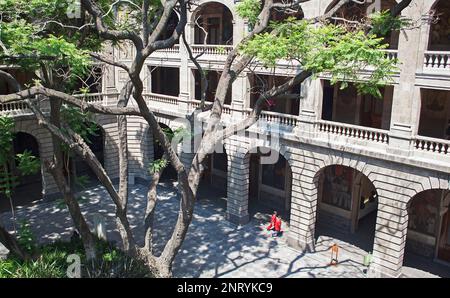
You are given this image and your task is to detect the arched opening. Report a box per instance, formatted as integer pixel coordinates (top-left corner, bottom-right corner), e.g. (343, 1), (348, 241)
(66, 122), (104, 188)
(0, 69), (35, 95)
(428, 0), (450, 51)
(325, 0), (400, 49)
(201, 145), (227, 193)
(264, 0), (304, 21)
(193, 2), (233, 45)
(248, 147), (292, 224)
(0, 132), (42, 212)
(153, 123), (177, 181)
(315, 165), (378, 253)
(403, 189), (450, 277)
(197, 144), (228, 209)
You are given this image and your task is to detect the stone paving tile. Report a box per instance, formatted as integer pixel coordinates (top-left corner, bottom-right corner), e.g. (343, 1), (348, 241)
(0, 183), (444, 278)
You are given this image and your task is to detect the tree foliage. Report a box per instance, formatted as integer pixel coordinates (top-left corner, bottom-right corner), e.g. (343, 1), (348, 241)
(240, 17), (397, 97)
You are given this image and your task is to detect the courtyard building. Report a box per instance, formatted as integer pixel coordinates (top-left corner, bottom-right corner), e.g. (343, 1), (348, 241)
(1, 0), (450, 278)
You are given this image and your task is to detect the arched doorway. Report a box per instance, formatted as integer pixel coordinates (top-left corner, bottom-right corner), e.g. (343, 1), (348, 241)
(193, 2), (233, 45)
(315, 165), (378, 252)
(0, 132), (43, 212)
(67, 122), (104, 188)
(403, 189), (450, 276)
(153, 123), (177, 181)
(428, 0), (450, 51)
(248, 147), (292, 223)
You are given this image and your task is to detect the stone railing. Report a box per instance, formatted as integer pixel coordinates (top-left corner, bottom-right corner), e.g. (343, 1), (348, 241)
(241, 109), (298, 126)
(189, 99), (202, 110)
(73, 93), (104, 103)
(187, 99), (231, 114)
(317, 120), (389, 144)
(259, 110), (298, 126)
(191, 44), (233, 56)
(384, 49), (398, 60)
(413, 135), (450, 155)
(143, 93), (179, 106)
(223, 104), (232, 115)
(424, 51), (450, 71)
(0, 101), (30, 115)
(155, 44), (180, 54)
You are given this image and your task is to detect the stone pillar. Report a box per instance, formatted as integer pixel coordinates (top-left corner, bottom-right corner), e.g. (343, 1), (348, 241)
(178, 24), (191, 115)
(226, 140), (250, 225)
(127, 117), (153, 184)
(416, 6), (432, 74)
(233, 17), (247, 44)
(369, 195), (409, 278)
(388, 1), (424, 155)
(231, 73), (249, 119)
(104, 42), (118, 94)
(287, 163), (318, 252)
(38, 130), (59, 199)
(298, 77), (322, 138)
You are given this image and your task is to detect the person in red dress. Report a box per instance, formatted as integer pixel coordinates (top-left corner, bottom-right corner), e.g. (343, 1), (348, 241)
(272, 215), (283, 237)
(266, 211), (277, 231)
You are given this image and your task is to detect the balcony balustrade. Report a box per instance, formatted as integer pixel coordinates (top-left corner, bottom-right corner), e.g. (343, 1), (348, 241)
(424, 51), (450, 72)
(317, 120), (390, 144)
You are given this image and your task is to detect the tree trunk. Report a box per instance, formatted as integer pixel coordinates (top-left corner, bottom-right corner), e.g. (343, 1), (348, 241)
(48, 97), (98, 260)
(144, 156), (166, 252)
(0, 224), (31, 261)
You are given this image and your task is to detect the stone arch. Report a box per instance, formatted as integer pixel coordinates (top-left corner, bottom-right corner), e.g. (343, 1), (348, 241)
(426, 0), (445, 12)
(10, 132), (43, 204)
(190, 0), (235, 45)
(154, 115), (175, 131)
(241, 141), (294, 219)
(312, 162), (380, 254)
(427, 0), (450, 50)
(190, 0), (236, 23)
(68, 119), (105, 186)
(11, 120), (56, 198)
(242, 139), (295, 171)
(403, 172), (450, 205)
(311, 153), (371, 186)
(324, 0), (401, 16)
(404, 186), (450, 272)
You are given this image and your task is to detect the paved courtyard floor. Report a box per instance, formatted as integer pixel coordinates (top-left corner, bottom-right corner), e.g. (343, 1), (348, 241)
(0, 182), (447, 278)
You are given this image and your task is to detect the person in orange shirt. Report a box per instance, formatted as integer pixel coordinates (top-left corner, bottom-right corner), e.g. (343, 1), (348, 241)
(266, 211), (277, 231)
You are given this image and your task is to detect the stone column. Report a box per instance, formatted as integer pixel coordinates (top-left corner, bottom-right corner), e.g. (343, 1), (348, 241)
(388, 1), (425, 154)
(233, 17), (247, 44)
(178, 23), (191, 115)
(231, 73), (250, 119)
(225, 139), (250, 225)
(298, 77), (322, 138)
(369, 195), (409, 278)
(287, 161), (318, 252)
(38, 129), (59, 199)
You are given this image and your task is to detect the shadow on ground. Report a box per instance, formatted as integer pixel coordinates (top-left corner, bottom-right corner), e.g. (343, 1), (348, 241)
(0, 182), (446, 278)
